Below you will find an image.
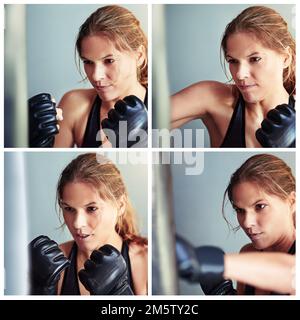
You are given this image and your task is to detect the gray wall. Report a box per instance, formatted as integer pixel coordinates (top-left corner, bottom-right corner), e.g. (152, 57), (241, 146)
(171, 151), (295, 294)
(26, 4), (148, 100)
(164, 4), (295, 147)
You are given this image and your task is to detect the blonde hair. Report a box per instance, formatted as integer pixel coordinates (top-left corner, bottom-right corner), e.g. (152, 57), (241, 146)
(221, 6), (295, 94)
(223, 154), (295, 230)
(76, 5), (148, 87)
(57, 153), (147, 245)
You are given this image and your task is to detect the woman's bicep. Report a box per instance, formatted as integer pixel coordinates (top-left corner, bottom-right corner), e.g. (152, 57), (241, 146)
(171, 81), (222, 129)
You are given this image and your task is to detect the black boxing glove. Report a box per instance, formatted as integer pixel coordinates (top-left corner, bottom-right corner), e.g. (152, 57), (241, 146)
(256, 104), (295, 148)
(29, 235), (70, 295)
(175, 234), (236, 295)
(101, 95), (148, 148)
(78, 244), (133, 295)
(28, 93), (58, 147)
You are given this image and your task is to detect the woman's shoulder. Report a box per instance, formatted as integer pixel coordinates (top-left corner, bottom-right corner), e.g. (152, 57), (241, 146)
(59, 240), (75, 258)
(181, 81), (236, 111)
(58, 88), (97, 129)
(188, 81), (233, 96)
(59, 88), (97, 112)
(128, 241), (148, 267)
(128, 241), (148, 258)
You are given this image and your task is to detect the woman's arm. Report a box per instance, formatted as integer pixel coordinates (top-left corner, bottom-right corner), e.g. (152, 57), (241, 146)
(171, 81), (230, 129)
(224, 252), (295, 294)
(129, 243), (148, 295)
(53, 91), (78, 147)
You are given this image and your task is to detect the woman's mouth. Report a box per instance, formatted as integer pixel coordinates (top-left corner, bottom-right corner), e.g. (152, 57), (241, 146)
(238, 84), (257, 91)
(94, 84), (112, 91)
(76, 233), (92, 241)
(248, 232), (263, 241)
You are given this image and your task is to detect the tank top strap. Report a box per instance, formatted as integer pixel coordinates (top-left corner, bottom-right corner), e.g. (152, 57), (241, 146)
(121, 240), (134, 290)
(220, 94), (246, 147)
(81, 95), (102, 148)
(61, 242), (80, 295)
(289, 95), (295, 109)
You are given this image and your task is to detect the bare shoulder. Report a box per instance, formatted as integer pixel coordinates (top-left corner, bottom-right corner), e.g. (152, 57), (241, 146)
(183, 81), (233, 99)
(239, 243), (258, 253)
(129, 242), (148, 261)
(59, 88), (96, 114)
(59, 240), (74, 258)
(171, 80), (235, 121)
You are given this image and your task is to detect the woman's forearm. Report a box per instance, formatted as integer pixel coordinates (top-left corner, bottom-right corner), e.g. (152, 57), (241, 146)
(224, 252), (295, 294)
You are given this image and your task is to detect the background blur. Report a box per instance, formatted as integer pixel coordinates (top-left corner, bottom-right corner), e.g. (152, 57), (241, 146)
(4, 151), (148, 294)
(156, 4), (295, 147)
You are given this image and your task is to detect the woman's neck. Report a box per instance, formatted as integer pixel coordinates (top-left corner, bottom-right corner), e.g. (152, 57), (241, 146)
(267, 229), (296, 253)
(245, 87), (290, 119)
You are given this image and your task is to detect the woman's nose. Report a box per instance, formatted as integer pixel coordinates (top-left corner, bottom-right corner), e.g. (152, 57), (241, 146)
(91, 64), (105, 83)
(72, 211), (87, 229)
(242, 211), (257, 229)
(235, 63), (250, 81)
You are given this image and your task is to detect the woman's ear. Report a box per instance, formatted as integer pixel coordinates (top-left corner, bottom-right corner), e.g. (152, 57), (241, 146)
(135, 44), (146, 67)
(118, 194), (127, 217)
(283, 46), (292, 69)
(288, 191), (296, 213)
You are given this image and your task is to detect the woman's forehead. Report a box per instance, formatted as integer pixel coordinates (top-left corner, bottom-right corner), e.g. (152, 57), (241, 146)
(227, 32), (265, 51)
(81, 35), (117, 52)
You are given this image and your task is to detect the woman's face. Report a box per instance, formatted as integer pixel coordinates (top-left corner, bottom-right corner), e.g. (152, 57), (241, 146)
(81, 34), (142, 102)
(226, 32), (288, 103)
(232, 181), (295, 250)
(61, 181), (121, 253)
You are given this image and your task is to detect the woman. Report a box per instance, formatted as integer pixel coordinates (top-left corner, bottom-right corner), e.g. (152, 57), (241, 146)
(171, 6), (295, 147)
(223, 153), (295, 294)
(29, 5), (148, 148)
(176, 154), (295, 295)
(29, 153), (148, 295)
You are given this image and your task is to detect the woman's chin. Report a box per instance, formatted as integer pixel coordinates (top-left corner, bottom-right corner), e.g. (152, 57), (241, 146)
(251, 240), (267, 251)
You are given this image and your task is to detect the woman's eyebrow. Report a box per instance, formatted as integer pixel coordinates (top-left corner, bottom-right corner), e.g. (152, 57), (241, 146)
(60, 201), (71, 207)
(233, 199), (265, 209)
(247, 51), (260, 57)
(226, 51), (261, 59)
(60, 201), (98, 207)
(84, 202), (98, 206)
(81, 54), (115, 61)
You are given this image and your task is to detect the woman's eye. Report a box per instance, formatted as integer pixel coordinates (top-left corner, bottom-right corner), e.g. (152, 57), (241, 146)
(227, 58), (238, 64)
(255, 203), (266, 211)
(63, 207), (74, 213)
(105, 58), (115, 64)
(87, 207), (98, 213)
(250, 57), (261, 63)
(234, 207), (244, 214)
(83, 60), (92, 65)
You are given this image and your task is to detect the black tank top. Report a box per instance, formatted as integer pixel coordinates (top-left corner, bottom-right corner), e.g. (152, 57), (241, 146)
(81, 90), (148, 148)
(60, 241), (134, 295)
(220, 95), (295, 148)
(244, 241), (296, 295)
